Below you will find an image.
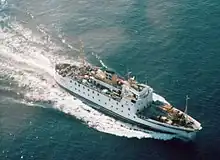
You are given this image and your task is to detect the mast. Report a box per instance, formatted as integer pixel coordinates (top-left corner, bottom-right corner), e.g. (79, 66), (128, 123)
(79, 39), (85, 66)
(127, 72), (132, 80)
(126, 67), (132, 80)
(184, 95), (190, 114)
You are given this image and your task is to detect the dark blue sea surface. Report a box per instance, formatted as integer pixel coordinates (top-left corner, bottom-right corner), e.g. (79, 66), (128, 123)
(0, 0), (220, 159)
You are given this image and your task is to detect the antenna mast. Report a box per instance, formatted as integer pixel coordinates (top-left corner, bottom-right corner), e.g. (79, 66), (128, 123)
(184, 95), (190, 114)
(79, 39), (85, 66)
(126, 66), (131, 80)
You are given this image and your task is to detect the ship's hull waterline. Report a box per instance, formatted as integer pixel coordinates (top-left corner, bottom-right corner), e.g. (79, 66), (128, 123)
(54, 71), (200, 140)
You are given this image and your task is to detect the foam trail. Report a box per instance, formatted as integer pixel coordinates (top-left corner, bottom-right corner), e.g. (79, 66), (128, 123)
(0, 16), (175, 140)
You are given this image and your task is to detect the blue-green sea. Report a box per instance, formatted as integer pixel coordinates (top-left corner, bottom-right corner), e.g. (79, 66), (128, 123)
(0, 0), (220, 159)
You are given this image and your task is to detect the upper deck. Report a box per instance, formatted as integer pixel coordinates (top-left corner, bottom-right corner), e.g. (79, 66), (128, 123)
(55, 63), (151, 95)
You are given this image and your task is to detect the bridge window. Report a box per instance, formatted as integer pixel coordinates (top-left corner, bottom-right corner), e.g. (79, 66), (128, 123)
(131, 99), (136, 103)
(70, 80), (72, 83)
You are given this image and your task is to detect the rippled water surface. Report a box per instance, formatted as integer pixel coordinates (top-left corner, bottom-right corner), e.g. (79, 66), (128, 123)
(0, 0), (220, 159)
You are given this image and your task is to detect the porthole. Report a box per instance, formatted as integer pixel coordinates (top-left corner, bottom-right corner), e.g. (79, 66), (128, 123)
(128, 108), (130, 111)
(121, 105), (124, 107)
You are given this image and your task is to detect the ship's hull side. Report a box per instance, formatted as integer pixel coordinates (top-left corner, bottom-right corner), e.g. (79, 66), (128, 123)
(57, 82), (176, 135)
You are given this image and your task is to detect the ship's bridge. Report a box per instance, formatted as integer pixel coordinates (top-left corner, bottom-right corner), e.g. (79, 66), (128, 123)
(122, 82), (153, 101)
(129, 85), (152, 98)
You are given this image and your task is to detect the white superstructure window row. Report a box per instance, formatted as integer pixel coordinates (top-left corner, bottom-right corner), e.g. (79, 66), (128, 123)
(68, 79), (139, 117)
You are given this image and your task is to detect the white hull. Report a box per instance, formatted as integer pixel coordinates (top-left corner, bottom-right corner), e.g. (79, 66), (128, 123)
(54, 71), (199, 140)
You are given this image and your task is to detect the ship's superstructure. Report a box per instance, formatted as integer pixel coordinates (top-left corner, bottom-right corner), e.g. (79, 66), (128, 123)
(54, 59), (202, 140)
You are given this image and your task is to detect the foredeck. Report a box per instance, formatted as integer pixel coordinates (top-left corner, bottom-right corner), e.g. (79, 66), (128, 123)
(137, 101), (195, 129)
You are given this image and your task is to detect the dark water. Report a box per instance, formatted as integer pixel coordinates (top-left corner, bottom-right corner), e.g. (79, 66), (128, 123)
(0, 0), (220, 159)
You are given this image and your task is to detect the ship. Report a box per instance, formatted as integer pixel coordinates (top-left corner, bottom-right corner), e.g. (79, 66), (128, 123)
(54, 42), (202, 140)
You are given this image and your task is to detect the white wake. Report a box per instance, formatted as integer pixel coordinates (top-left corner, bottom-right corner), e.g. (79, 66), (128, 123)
(0, 15), (176, 140)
